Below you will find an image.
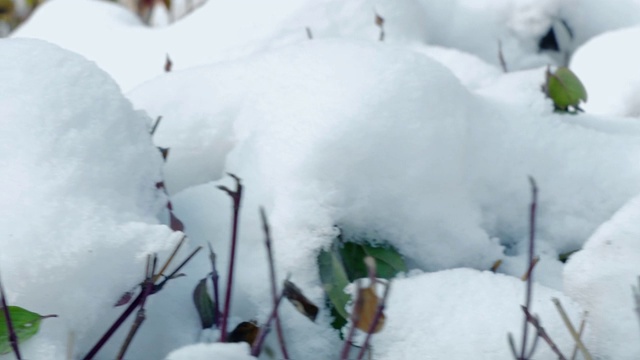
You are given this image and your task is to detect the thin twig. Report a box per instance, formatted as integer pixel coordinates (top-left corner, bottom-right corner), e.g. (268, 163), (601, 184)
(525, 323), (541, 359)
(116, 255), (156, 360)
(570, 313), (588, 360)
(0, 271), (21, 360)
(633, 278), (640, 332)
(522, 306), (567, 360)
(340, 280), (364, 360)
(150, 116), (163, 135)
(356, 281), (391, 360)
(250, 290), (286, 356)
(507, 334), (519, 359)
(153, 235), (186, 283)
(207, 242), (221, 327)
(521, 256), (540, 281)
(260, 208), (290, 358)
(552, 298), (592, 360)
(82, 246), (201, 360)
(519, 177), (538, 359)
(219, 173), (243, 342)
(498, 40), (508, 73)
(156, 246), (202, 289)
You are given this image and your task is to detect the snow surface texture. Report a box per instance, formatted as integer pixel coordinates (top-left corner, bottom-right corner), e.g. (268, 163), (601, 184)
(0, 39), (189, 359)
(3, 0), (640, 359)
(131, 38), (640, 358)
(166, 342), (255, 360)
(373, 269), (582, 359)
(571, 25), (640, 117)
(16, 0), (640, 91)
(564, 195), (640, 359)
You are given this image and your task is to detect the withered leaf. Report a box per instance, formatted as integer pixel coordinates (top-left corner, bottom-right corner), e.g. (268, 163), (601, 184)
(355, 286), (385, 333)
(228, 321), (259, 345)
(283, 280), (319, 322)
(114, 290), (135, 307)
(164, 54), (173, 73)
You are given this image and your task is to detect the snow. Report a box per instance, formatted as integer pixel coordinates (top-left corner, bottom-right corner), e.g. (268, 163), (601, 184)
(373, 269), (582, 359)
(564, 195), (640, 359)
(2, 0), (640, 359)
(0, 38), (181, 359)
(570, 25), (640, 117)
(166, 342), (255, 360)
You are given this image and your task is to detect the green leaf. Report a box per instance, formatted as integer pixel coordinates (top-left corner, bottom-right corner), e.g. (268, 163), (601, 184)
(317, 248), (350, 321)
(193, 278), (215, 329)
(338, 242), (407, 281)
(0, 306), (53, 354)
(545, 66), (588, 111)
(362, 244), (407, 279)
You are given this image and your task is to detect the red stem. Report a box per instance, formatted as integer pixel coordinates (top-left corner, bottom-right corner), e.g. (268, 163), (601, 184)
(219, 174), (243, 342)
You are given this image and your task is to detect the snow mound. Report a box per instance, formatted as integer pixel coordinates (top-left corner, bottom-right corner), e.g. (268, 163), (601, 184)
(571, 25), (640, 117)
(564, 195), (640, 359)
(165, 342), (255, 360)
(373, 268), (583, 359)
(0, 38), (178, 359)
(130, 39), (503, 275)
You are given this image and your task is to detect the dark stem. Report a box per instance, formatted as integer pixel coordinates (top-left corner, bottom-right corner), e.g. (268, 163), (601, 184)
(0, 271), (21, 360)
(521, 306), (567, 360)
(155, 246), (202, 290)
(250, 290), (285, 356)
(340, 280), (364, 360)
(207, 242), (221, 327)
(116, 255), (156, 360)
(356, 282), (391, 360)
(260, 208), (290, 358)
(150, 116), (163, 135)
(519, 176), (538, 359)
(83, 246), (201, 360)
(218, 173), (243, 342)
(83, 291), (144, 360)
(498, 40), (508, 73)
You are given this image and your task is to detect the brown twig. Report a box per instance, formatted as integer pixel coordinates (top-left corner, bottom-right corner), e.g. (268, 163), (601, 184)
(552, 298), (592, 360)
(260, 208), (290, 358)
(570, 313), (587, 360)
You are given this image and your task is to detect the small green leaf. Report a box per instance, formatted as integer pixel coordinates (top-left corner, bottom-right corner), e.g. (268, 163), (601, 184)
(0, 306), (55, 354)
(317, 248), (350, 322)
(545, 66), (587, 111)
(193, 278), (215, 329)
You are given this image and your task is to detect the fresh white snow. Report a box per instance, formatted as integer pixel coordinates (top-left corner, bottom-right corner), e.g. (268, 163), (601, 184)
(2, 0), (640, 359)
